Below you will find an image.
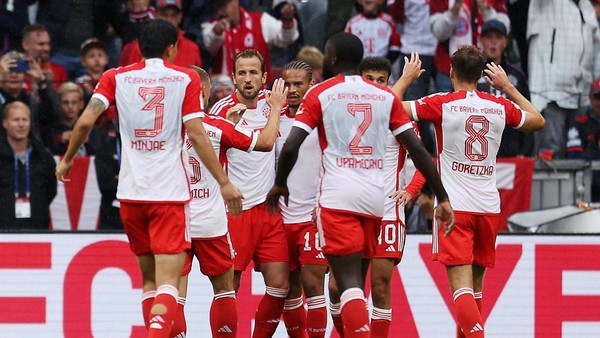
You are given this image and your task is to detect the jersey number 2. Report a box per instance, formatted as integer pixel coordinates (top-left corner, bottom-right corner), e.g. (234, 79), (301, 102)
(464, 115), (490, 161)
(136, 87), (165, 138)
(347, 103), (373, 155)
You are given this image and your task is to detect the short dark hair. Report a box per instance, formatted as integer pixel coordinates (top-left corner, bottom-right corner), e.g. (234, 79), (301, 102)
(359, 56), (392, 78)
(327, 32), (364, 67)
(22, 24), (48, 39)
(233, 49), (266, 74)
(188, 65), (210, 86)
(139, 19), (178, 59)
(284, 60), (313, 81)
(451, 45), (486, 83)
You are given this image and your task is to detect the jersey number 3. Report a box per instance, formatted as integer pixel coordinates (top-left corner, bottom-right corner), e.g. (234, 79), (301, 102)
(347, 103), (373, 155)
(136, 86), (165, 138)
(464, 115), (490, 161)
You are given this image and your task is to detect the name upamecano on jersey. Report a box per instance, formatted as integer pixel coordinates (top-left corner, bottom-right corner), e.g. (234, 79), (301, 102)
(336, 157), (384, 169)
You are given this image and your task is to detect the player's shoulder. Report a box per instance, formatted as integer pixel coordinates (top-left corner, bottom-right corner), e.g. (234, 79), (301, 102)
(203, 114), (236, 129)
(209, 94), (237, 115)
(475, 90), (512, 104)
(162, 61), (197, 79)
(416, 91), (462, 104)
(304, 75), (346, 98)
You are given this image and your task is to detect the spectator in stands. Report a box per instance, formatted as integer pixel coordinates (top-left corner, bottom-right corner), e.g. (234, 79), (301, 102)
(528, 0), (600, 159)
(345, 0), (401, 63)
(292, 0), (327, 51)
(37, 0), (95, 79)
(94, 120), (123, 230)
(326, 0), (355, 42)
(0, 0), (34, 56)
(429, 0), (509, 92)
(208, 73), (235, 111)
(0, 101), (57, 230)
(0, 50), (61, 141)
(21, 24), (68, 90)
(295, 45), (323, 83)
(46, 82), (101, 156)
(76, 39), (110, 103)
(202, 0), (299, 83)
(477, 19), (533, 158)
(119, 0), (202, 68)
(593, 0), (600, 27)
(114, 0), (156, 46)
(566, 78), (600, 202)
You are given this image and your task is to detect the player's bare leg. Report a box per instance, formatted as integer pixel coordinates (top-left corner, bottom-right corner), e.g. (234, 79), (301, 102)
(447, 265), (484, 338)
(253, 261), (290, 338)
(138, 254), (156, 330)
(327, 272), (344, 337)
(147, 252), (186, 338)
(370, 257), (395, 338)
(302, 264), (327, 338)
(327, 253), (370, 338)
(283, 269), (307, 337)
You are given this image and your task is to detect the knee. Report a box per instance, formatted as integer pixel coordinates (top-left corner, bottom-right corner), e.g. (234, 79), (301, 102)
(302, 274), (324, 297)
(370, 275), (391, 307)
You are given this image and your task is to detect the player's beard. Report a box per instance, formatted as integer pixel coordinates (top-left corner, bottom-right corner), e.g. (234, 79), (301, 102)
(239, 86), (259, 100)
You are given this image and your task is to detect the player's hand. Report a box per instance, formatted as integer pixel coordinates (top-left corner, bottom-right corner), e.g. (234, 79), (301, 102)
(55, 158), (74, 182)
(435, 201), (455, 237)
(390, 190), (413, 205)
(266, 78), (288, 110)
(484, 62), (513, 93)
(311, 208), (317, 225)
(400, 52), (425, 85)
(225, 103), (247, 124)
(220, 181), (244, 216)
(266, 185), (289, 215)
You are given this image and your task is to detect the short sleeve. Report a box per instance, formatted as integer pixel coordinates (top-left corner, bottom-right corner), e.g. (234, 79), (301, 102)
(220, 119), (258, 152)
(389, 95), (413, 136)
(293, 90), (322, 133)
(502, 98), (527, 129)
(410, 93), (444, 123)
(181, 72), (204, 122)
(91, 68), (117, 109)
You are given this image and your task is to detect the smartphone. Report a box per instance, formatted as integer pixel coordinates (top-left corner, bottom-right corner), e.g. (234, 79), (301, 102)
(11, 59), (30, 73)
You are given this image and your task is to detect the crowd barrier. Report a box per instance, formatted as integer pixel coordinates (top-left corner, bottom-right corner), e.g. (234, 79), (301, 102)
(48, 156), (535, 231)
(0, 233), (598, 337)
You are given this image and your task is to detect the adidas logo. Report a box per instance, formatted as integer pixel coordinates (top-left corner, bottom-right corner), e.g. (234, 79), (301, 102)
(149, 315), (165, 329)
(470, 323), (483, 333)
(315, 252), (325, 259)
(218, 325), (233, 333)
(266, 318), (281, 324)
(174, 333), (186, 338)
(354, 324), (370, 332)
(385, 245), (396, 252)
(241, 119), (249, 126)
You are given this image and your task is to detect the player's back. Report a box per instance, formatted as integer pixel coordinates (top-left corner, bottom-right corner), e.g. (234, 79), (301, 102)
(296, 75), (411, 217)
(97, 59), (202, 202)
(411, 90), (526, 213)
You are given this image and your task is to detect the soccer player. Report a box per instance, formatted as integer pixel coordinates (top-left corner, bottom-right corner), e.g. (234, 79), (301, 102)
(393, 45), (545, 337)
(172, 66), (286, 337)
(278, 60), (328, 338)
(327, 56), (427, 338)
(266, 32), (454, 338)
(55, 20), (243, 338)
(208, 49), (290, 338)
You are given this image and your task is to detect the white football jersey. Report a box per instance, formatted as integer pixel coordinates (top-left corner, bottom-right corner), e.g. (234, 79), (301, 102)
(93, 58), (204, 202)
(345, 12), (401, 58)
(185, 115), (258, 238)
(276, 111), (321, 224)
(295, 75), (413, 217)
(410, 91), (526, 213)
(209, 92), (276, 210)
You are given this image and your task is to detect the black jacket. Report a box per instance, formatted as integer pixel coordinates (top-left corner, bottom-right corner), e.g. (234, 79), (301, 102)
(0, 134), (57, 230)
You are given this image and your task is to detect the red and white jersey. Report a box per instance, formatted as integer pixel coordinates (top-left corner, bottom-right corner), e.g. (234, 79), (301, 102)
(383, 122), (425, 221)
(92, 58), (203, 203)
(209, 92), (276, 210)
(185, 115), (258, 238)
(295, 75), (413, 217)
(345, 12), (401, 57)
(410, 90), (526, 213)
(276, 111), (321, 224)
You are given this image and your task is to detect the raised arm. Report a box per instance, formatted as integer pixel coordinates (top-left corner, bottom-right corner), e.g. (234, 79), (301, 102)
(254, 78), (287, 151)
(484, 62), (545, 132)
(391, 52), (424, 119)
